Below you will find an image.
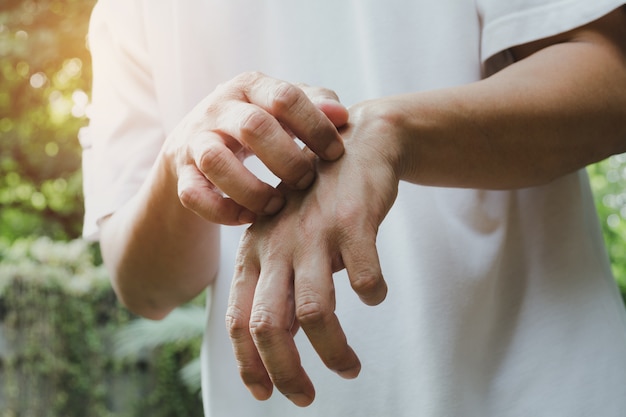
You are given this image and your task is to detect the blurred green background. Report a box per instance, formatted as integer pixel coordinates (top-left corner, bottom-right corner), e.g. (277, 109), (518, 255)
(0, 0), (625, 416)
(1, 0), (88, 242)
(1, 2), (204, 416)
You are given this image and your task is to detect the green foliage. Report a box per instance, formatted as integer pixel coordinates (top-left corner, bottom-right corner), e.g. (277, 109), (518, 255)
(0, 0), (96, 241)
(0, 2), (624, 416)
(0, 238), (204, 417)
(139, 344), (204, 417)
(0, 237), (124, 417)
(588, 157), (626, 301)
(114, 306), (206, 394)
(0, 3), (206, 415)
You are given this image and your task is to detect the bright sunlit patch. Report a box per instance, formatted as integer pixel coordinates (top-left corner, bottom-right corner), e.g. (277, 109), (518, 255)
(29, 72), (47, 88)
(71, 89), (88, 117)
(15, 30), (28, 41)
(54, 58), (82, 88)
(30, 191), (46, 210)
(608, 214), (621, 229)
(45, 141), (59, 157)
(47, 90), (72, 125)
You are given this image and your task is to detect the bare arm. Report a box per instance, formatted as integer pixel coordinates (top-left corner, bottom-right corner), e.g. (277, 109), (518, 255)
(227, 8), (626, 406)
(100, 154), (219, 321)
(378, 8), (626, 188)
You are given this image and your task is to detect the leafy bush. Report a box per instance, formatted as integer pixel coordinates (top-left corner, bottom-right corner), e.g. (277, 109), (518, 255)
(114, 306), (205, 394)
(114, 306), (205, 417)
(0, 237), (203, 417)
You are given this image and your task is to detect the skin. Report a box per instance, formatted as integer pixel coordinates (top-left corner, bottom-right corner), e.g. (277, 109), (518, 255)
(100, 73), (348, 319)
(226, 8), (626, 407)
(97, 4), (626, 408)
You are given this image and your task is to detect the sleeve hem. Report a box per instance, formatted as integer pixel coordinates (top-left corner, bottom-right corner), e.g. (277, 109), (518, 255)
(481, 1), (625, 63)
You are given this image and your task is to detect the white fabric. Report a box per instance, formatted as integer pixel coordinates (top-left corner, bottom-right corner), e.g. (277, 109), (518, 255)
(82, 1), (626, 416)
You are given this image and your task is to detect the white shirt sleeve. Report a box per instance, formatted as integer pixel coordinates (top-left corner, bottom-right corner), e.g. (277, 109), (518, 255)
(478, 0), (625, 63)
(81, 0), (164, 240)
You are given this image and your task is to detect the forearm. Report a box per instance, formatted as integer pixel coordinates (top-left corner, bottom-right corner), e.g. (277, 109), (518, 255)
(367, 11), (626, 189)
(100, 153), (219, 320)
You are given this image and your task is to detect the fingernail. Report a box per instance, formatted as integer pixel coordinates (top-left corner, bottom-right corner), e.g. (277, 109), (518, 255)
(337, 364), (361, 379)
(264, 196), (284, 215)
(248, 383), (272, 401)
(285, 392), (315, 407)
(238, 209), (256, 224)
(296, 170), (315, 190)
(324, 140), (344, 160)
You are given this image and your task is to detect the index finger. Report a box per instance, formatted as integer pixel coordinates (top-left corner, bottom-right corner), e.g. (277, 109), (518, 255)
(241, 72), (345, 161)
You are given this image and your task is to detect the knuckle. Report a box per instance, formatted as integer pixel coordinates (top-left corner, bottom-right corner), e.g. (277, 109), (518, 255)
(239, 108), (273, 141)
(198, 142), (229, 175)
(178, 184), (202, 210)
(249, 308), (282, 344)
(295, 304), (326, 328)
(295, 298), (331, 328)
(269, 81), (302, 114)
(225, 305), (249, 340)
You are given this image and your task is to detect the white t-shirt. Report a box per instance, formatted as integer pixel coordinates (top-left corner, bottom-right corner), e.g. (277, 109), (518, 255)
(83, 1), (626, 416)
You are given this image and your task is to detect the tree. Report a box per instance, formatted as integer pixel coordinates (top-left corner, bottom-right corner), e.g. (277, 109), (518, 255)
(0, 0), (96, 241)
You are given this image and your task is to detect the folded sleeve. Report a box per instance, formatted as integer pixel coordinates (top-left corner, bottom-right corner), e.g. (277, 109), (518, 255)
(478, 0), (625, 64)
(81, 0), (164, 240)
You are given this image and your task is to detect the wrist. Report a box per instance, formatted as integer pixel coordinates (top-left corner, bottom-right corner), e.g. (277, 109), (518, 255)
(346, 98), (412, 183)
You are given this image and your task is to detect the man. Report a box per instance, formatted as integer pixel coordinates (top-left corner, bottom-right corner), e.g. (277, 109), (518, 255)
(83, 1), (626, 415)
